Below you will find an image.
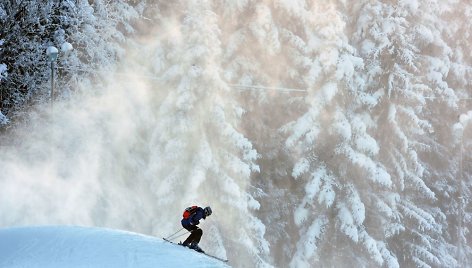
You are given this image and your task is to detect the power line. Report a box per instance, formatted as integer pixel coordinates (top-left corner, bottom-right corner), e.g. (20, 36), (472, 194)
(57, 67), (472, 97)
(56, 67), (308, 93)
(228, 84), (307, 93)
(424, 97), (472, 100)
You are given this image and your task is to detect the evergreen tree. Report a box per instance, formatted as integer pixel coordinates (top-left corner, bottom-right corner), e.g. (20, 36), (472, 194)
(283, 1), (397, 267)
(0, 0), (140, 126)
(353, 0), (462, 266)
(445, 5), (472, 263)
(144, 1), (270, 266)
(0, 1), (54, 119)
(217, 1), (311, 264)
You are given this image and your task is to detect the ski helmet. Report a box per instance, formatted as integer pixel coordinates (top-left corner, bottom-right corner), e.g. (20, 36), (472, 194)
(204, 206), (212, 217)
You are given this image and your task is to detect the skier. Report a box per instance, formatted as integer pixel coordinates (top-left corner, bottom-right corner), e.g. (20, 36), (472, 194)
(179, 205), (212, 252)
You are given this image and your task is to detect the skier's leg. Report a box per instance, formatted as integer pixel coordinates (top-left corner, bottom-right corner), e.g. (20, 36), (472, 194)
(182, 225), (198, 245)
(188, 228), (204, 252)
(183, 227), (202, 245)
(192, 228), (203, 244)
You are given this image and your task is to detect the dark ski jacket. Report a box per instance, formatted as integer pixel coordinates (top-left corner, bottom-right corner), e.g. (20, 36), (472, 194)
(181, 207), (206, 227)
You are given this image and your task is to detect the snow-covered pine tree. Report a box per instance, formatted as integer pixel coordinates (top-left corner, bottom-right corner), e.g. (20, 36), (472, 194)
(0, 0), (140, 126)
(0, 1), (54, 118)
(217, 1), (311, 264)
(0, 24), (6, 125)
(446, 3), (472, 265)
(282, 1), (397, 267)
(0, 0), (145, 228)
(54, 0), (140, 96)
(353, 0), (462, 266)
(144, 1), (270, 266)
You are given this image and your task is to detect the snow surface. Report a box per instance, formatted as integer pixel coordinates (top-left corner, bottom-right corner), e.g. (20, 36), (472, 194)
(0, 226), (230, 268)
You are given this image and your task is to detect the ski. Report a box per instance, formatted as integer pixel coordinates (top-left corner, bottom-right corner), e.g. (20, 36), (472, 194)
(200, 252), (229, 263)
(162, 238), (229, 263)
(162, 237), (174, 244)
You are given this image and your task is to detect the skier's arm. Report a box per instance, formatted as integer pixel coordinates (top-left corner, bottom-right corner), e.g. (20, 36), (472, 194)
(190, 209), (205, 225)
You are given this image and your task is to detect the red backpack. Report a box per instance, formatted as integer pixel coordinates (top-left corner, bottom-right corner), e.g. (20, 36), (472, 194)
(183, 206), (198, 219)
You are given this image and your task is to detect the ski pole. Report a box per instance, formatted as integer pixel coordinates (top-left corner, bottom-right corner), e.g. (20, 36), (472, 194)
(169, 231), (190, 241)
(165, 227), (186, 240)
(165, 227), (201, 241)
(165, 228), (186, 240)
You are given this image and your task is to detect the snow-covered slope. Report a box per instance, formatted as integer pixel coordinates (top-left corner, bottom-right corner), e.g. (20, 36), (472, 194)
(0, 226), (230, 268)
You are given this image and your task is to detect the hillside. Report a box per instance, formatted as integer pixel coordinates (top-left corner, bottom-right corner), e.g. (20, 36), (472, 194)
(0, 225), (229, 268)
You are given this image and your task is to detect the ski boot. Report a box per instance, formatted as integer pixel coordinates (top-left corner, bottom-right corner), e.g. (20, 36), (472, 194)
(178, 241), (190, 248)
(189, 243), (204, 253)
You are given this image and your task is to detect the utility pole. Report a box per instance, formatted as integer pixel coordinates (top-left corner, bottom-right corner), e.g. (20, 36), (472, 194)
(46, 46), (58, 109)
(46, 42), (73, 110)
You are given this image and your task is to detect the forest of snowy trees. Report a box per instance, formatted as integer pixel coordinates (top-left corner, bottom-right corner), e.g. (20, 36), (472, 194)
(0, 1), (471, 267)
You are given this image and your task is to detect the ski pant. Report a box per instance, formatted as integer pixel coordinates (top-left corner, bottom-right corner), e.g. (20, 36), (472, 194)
(182, 224), (203, 245)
